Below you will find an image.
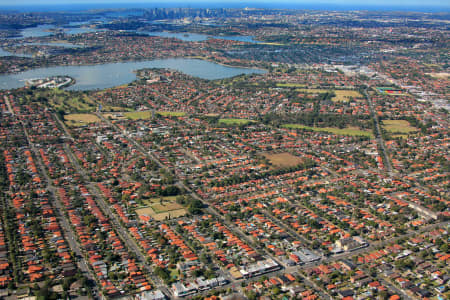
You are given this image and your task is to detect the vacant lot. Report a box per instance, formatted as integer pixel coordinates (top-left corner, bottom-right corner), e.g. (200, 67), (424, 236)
(218, 118), (254, 126)
(263, 152), (304, 168)
(382, 120), (418, 134)
(283, 124), (373, 138)
(64, 113), (101, 126)
(136, 196), (187, 221)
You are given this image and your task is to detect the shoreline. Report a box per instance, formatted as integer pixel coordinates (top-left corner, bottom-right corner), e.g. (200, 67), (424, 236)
(0, 55), (267, 76)
(184, 55), (268, 72)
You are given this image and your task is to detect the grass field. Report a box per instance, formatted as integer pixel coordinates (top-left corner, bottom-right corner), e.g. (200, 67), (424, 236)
(296, 88), (362, 102)
(124, 111), (186, 120)
(426, 72), (450, 79)
(218, 118), (254, 126)
(103, 113), (126, 120)
(276, 83), (307, 88)
(102, 106), (133, 112)
(135, 207), (187, 221)
(157, 111), (186, 117)
(140, 196), (178, 206)
(391, 134), (410, 139)
(41, 90), (97, 112)
(46, 89), (131, 113)
(333, 90), (363, 102)
(64, 113), (101, 126)
(263, 152), (303, 168)
(94, 83), (130, 95)
(136, 196), (187, 221)
(259, 42), (286, 46)
(382, 120), (418, 134)
(283, 124), (374, 138)
(169, 268), (179, 279)
(151, 202), (184, 213)
(296, 88), (330, 94)
(124, 111), (153, 120)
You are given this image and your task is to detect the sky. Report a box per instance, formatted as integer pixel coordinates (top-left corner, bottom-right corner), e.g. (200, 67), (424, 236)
(0, 0), (448, 9)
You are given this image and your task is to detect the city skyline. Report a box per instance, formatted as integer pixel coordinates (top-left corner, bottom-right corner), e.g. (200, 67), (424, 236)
(1, 0), (449, 9)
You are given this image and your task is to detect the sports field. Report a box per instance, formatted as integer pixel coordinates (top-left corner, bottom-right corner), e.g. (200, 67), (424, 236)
(263, 152), (304, 168)
(135, 196), (187, 221)
(296, 88), (362, 102)
(276, 83), (307, 88)
(124, 111), (186, 120)
(283, 124), (373, 138)
(64, 113), (101, 126)
(382, 120), (418, 134)
(376, 87), (405, 96)
(218, 118), (254, 125)
(333, 90), (363, 102)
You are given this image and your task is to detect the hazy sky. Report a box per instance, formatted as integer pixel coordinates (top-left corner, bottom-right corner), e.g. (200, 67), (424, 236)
(0, 0), (447, 7)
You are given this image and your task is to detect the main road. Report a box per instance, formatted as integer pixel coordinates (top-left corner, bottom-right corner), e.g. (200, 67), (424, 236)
(19, 116), (101, 299)
(363, 86), (394, 174)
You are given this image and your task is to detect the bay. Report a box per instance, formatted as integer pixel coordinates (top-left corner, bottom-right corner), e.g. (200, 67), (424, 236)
(0, 48), (33, 58)
(0, 58), (265, 91)
(141, 31), (260, 43)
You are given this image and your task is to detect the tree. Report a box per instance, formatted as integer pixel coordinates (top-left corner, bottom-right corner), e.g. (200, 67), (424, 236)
(272, 287), (281, 295)
(375, 290), (388, 300)
(154, 266), (170, 283)
(56, 109), (66, 121)
(245, 290), (257, 300)
(188, 199), (204, 215)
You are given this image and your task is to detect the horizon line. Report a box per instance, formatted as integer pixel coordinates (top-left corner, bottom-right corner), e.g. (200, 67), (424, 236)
(0, 2), (449, 13)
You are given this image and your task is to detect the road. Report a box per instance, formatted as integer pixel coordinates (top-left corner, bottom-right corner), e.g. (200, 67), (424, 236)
(19, 118), (101, 299)
(296, 271), (333, 300)
(53, 115), (172, 298)
(318, 220), (449, 265)
(363, 87), (394, 174)
(261, 208), (315, 248)
(359, 263), (415, 300)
